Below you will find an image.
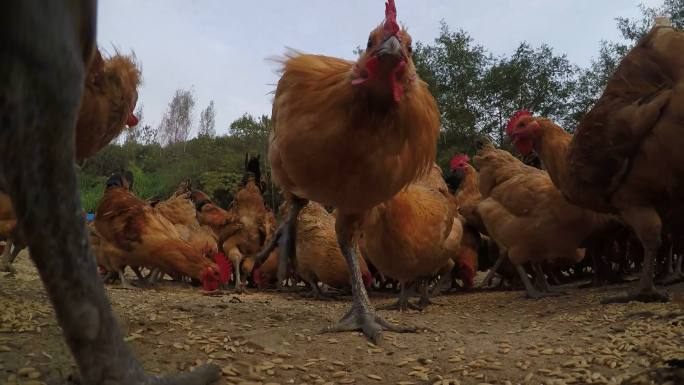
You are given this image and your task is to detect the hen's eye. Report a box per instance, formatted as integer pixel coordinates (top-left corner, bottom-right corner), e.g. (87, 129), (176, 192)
(408, 44), (413, 54)
(367, 37), (373, 50)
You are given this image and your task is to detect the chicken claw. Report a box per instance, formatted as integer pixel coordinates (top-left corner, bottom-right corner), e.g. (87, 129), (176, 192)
(327, 215), (417, 343)
(322, 308), (416, 344)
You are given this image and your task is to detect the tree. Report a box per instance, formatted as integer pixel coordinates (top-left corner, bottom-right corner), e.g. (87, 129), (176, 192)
(229, 113), (271, 152)
(139, 123), (159, 145)
(198, 100), (216, 138)
(159, 88), (196, 146)
(479, 43), (580, 142)
(413, 23), (490, 161)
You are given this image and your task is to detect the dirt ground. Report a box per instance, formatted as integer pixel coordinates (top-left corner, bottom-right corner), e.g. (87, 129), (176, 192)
(1, 252), (683, 385)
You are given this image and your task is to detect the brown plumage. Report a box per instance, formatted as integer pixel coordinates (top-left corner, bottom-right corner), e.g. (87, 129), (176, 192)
(0, 193), (16, 240)
(285, 201), (372, 294)
(75, 48), (141, 163)
(266, 1), (440, 341)
(94, 177), (222, 290)
(189, 190), (235, 238)
(220, 176), (272, 291)
(507, 22), (683, 302)
(360, 165), (458, 309)
(155, 192), (218, 257)
(474, 139), (618, 297)
(453, 162), (487, 235)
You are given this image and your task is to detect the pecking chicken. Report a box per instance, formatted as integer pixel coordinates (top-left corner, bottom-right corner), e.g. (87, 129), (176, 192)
(360, 164), (459, 310)
(259, 0), (439, 341)
(75, 48), (141, 163)
(0, 2), (218, 383)
(473, 137), (619, 298)
(505, 19), (684, 302)
(94, 172), (228, 291)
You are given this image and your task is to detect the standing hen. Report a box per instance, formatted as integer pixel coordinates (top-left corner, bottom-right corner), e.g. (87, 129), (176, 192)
(261, 0), (440, 341)
(360, 164), (459, 310)
(506, 19), (684, 302)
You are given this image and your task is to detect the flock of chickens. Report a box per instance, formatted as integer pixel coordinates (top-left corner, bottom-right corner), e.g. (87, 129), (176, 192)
(0, 0), (682, 384)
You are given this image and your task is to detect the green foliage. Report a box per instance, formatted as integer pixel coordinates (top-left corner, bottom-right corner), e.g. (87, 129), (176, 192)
(79, 114), (273, 212)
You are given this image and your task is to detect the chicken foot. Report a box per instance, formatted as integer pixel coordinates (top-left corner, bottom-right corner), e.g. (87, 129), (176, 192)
(378, 282), (422, 311)
(532, 264), (566, 295)
(516, 266), (562, 299)
(416, 280), (438, 309)
(0, 3), (219, 383)
(322, 213), (416, 343)
(478, 251), (506, 289)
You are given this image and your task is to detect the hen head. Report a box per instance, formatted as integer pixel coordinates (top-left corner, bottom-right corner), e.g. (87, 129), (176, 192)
(506, 110), (540, 155)
(201, 254), (232, 292)
(446, 154), (470, 191)
(352, 0), (415, 103)
(200, 266), (222, 292)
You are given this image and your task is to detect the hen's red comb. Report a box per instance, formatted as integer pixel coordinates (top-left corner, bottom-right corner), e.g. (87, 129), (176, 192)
(384, 0), (400, 37)
(506, 110), (532, 135)
(450, 154), (470, 171)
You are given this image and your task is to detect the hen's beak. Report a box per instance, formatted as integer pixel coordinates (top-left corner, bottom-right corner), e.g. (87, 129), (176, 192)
(376, 35), (402, 59)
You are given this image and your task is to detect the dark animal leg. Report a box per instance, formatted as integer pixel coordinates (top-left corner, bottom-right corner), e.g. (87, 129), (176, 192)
(416, 280), (437, 309)
(275, 197), (307, 288)
(659, 234), (683, 285)
(603, 208), (669, 303)
(300, 279), (334, 300)
(516, 266), (560, 299)
(479, 251), (505, 289)
(117, 269), (138, 290)
(102, 271), (118, 284)
(431, 270), (453, 296)
(321, 214), (416, 343)
(661, 253), (684, 285)
(0, 3), (218, 383)
(532, 264), (565, 295)
(378, 282), (421, 311)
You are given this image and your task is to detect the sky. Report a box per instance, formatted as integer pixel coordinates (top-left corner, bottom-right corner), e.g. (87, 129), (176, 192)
(98, 0), (662, 136)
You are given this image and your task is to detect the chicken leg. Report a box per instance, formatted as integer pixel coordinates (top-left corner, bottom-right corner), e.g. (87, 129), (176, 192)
(0, 2), (218, 383)
(256, 197), (307, 288)
(532, 263), (566, 295)
(478, 251), (506, 289)
(378, 282), (421, 311)
(602, 207), (669, 303)
(322, 213), (416, 343)
(516, 266), (562, 299)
